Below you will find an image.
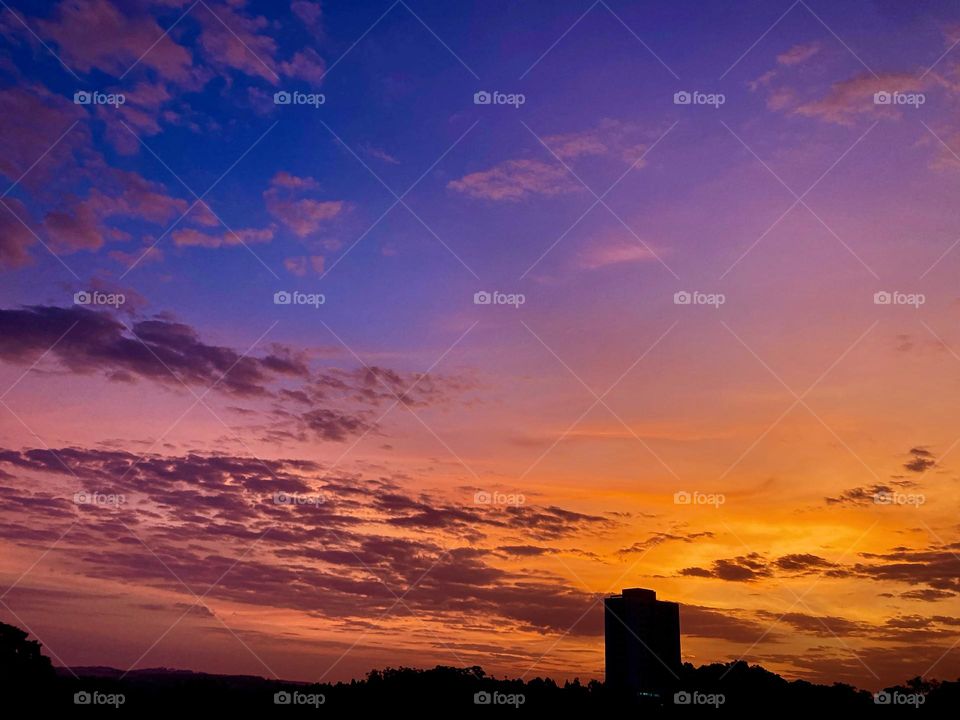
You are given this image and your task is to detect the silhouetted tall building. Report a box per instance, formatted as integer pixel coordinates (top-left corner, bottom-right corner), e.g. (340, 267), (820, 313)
(604, 588), (680, 698)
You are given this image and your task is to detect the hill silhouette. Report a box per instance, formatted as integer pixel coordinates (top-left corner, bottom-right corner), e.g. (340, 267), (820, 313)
(3, 621), (957, 711)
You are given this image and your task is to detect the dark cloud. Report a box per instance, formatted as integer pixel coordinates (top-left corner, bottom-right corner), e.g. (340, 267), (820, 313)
(842, 544), (960, 595)
(904, 446), (936, 473)
(755, 610), (869, 638)
(0, 445), (615, 635)
(681, 553), (771, 582)
(301, 408), (374, 441)
(618, 530), (714, 556)
(0, 198), (37, 268)
(681, 553), (833, 582)
(303, 365), (478, 409)
(678, 541), (960, 601)
(0, 305), (471, 444)
(824, 447), (940, 505)
(0, 305), (306, 396)
(496, 545), (553, 557)
(825, 482), (914, 506)
(900, 588), (955, 602)
(774, 554), (834, 572)
(681, 604), (781, 644)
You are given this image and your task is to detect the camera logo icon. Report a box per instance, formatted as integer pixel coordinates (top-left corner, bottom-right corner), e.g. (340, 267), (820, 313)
(873, 91), (892, 105)
(673, 490), (691, 505)
(474, 491), (492, 505)
(274, 290), (292, 305)
(274, 91), (292, 105)
(474, 691), (492, 705)
(874, 691), (891, 705)
(873, 291), (892, 305)
(74, 91), (92, 105)
(674, 691), (692, 704)
(673, 91), (692, 105)
(74, 291), (92, 305)
(474, 90), (492, 105)
(274, 691), (292, 705)
(674, 290), (692, 305)
(474, 290), (492, 305)
(74, 691), (92, 704)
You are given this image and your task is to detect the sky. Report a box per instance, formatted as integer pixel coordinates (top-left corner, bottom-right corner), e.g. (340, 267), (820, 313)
(1, 0), (960, 691)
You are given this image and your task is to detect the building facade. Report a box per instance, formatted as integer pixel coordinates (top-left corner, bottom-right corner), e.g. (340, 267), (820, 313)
(604, 588), (681, 698)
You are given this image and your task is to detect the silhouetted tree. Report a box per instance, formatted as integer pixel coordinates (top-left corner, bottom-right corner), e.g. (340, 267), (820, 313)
(0, 621), (55, 688)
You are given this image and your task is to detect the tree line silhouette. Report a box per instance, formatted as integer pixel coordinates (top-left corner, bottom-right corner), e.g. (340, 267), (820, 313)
(3, 621), (958, 712)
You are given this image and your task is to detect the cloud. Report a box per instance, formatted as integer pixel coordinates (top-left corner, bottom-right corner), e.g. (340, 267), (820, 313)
(447, 159), (579, 201)
(681, 552), (833, 582)
(681, 604), (781, 644)
(773, 554), (834, 572)
(904, 446), (936, 473)
(0, 304), (475, 448)
(172, 225), (275, 248)
(680, 540), (960, 600)
(0, 445), (617, 635)
(264, 172), (345, 236)
(447, 120), (654, 201)
(681, 552), (771, 582)
(777, 42), (821, 66)
(29, 0), (326, 90)
(578, 234), (659, 269)
(362, 144), (400, 165)
(0, 85), (87, 188)
(284, 255), (325, 276)
(279, 48), (327, 84)
(496, 545), (555, 557)
(618, 530), (714, 556)
(843, 543), (960, 595)
(825, 479), (922, 505)
(543, 118), (649, 163)
(0, 199), (37, 269)
(98, 80), (182, 154)
(793, 71), (929, 124)
(766, 86), (797, 111)
(306, 365), (476, 409)
(42, 170), (188, 253)
(747, 69), (777, 92)
(291, 0), (323, 30)
(191, 2), (325, 85)
(755, 609), (869, 637)
(194, 1), (279, 83)
(269, 171), (320, 190)
(900, 588), (954, 602)
(36, 0), (195, 83)
(0, 304), (306, 397)
(108, 245), (164, 268)
(301, 408), (373, 441)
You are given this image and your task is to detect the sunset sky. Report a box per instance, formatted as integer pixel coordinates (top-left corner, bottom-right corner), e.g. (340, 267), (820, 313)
(2, 0), (960, 691)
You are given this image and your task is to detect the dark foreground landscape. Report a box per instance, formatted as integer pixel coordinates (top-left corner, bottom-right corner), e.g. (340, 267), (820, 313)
(4, 621), (956, 712)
